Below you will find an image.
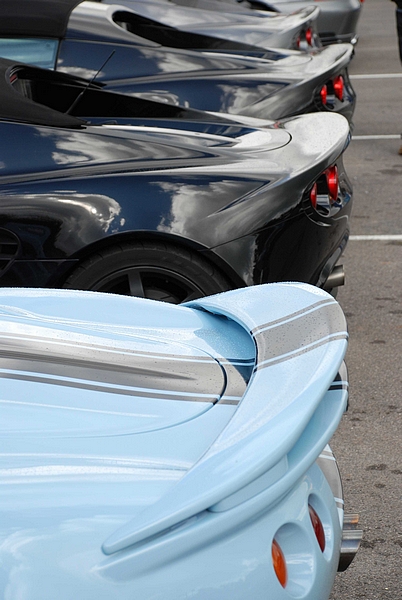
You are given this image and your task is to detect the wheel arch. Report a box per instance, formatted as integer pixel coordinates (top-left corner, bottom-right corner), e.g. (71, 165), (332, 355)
(50, 229), (246, 290)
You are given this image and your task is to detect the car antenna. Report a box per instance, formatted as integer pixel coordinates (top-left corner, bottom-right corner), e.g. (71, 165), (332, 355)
(65, 50), (115, 115)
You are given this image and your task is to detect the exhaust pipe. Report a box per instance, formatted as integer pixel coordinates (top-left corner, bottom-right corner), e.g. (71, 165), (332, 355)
(338, 513), (363, 572)
(324, 264), (345, 291)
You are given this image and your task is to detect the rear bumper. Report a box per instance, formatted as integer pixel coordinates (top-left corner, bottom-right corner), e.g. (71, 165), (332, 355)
(267, 0), (362, 42)
(318, 4), (362, 44)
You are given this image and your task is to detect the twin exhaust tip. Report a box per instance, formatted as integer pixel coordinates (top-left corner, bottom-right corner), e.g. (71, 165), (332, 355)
(338, 513), (363, 572)
(324, 264), (345, 291)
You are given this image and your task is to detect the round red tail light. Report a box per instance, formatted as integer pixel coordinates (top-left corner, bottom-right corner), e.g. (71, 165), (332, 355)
(272, 539), (287, 588)
(309, 505), (326, 552)
(333, 75), (344, 100)
(310, 182), (317, 208)
(326, 165), (339, 201)
(305, 27), (313, 46)
(320, 84), (327, 105)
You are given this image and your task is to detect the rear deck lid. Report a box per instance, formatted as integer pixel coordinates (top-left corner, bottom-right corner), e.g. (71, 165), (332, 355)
(0, 290), (252, 438)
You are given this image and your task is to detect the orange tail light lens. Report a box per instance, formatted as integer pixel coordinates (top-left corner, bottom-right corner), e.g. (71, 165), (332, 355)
(272, 539), (287, 588)
(309, 505), (326, 552)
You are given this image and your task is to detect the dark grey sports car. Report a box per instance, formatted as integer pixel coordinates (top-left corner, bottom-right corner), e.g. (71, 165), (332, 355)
(94, 0), (322, 51)
(168, 0), (364, 45)
(0, 58), (352, 302)
(0, 0), (356, 123)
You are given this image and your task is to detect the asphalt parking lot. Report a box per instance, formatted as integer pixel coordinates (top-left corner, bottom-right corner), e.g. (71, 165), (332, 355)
(329, 1), (402, 598)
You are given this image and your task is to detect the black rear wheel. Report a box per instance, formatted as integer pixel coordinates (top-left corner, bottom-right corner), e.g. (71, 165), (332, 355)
(63, 241), (233, 304)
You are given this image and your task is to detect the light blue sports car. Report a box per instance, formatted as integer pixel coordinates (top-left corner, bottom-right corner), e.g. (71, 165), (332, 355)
(0, 283), (361, 599)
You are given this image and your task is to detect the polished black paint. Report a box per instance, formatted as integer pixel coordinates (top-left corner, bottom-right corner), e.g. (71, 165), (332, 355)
(0, 0), (356, 123)
(0, 129), (352, 294)
(59, 5), (355, 122)
(0, 57), (353, 297)
(55, 37), (355, 122)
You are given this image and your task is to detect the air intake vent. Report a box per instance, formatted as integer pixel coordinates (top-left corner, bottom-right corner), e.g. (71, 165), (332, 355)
(0, 229), (20, 275)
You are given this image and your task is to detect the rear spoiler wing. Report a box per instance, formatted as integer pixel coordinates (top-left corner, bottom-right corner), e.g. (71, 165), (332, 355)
(103, 283), (348, 558)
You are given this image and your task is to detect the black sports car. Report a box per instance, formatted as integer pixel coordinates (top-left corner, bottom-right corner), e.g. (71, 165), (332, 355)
(0, 59), (352, 302)
(0, 0), (356, 123)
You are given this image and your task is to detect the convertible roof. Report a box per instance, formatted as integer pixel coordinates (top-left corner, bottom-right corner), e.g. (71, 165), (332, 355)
(0, 58), (84, 128)
(0, 0), (83, 38)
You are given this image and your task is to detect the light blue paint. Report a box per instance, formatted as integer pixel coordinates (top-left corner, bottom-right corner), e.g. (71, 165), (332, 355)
(0, 283), (350, 599)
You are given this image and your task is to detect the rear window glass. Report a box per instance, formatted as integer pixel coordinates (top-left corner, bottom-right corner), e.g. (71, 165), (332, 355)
(0, 38), (58, 69)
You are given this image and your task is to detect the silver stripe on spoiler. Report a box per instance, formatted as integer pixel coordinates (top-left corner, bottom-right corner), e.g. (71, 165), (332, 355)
(252, 298), (346, 368)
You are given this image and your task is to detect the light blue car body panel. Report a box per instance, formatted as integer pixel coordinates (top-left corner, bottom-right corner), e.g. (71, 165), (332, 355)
(0, 283), (348, 599)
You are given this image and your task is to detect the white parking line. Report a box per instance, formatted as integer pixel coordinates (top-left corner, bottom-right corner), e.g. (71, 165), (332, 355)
(349, 235), (402, 241)
(350, 73), (402, 79)
(352, 135), (400, 140)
